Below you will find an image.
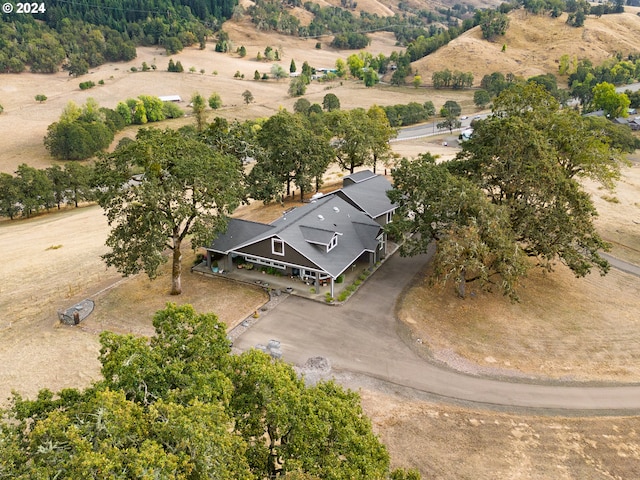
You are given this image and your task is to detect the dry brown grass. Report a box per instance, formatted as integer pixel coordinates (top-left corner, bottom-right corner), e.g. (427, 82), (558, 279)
(1, 14), (640, 479)
(398, 260), (640, 382)
(362, 389), (640, 480)
(416, 8), (640, 85)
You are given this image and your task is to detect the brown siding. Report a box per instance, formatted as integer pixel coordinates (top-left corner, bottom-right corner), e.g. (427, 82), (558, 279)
(237, 237), (319, 270)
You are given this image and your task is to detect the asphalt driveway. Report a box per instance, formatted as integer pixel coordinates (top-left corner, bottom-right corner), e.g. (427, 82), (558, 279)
(233, 251), (640, 415)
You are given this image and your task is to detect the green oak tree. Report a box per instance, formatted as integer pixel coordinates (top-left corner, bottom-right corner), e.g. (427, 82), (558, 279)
(367, 105), (398, 174)
(473, 89), (491, 108)
(441, 100), (461, 117)
(436, 109), (462, 133)
(293, 97), (311, 115)
(326, 108), (372, 174)
(591, 81), (631, 118)
(15, 163), (54, 217)
(289, 76), (307, 97)
(389, 83), (627, 299)
(322, 93), (341, 111)
(249, 110), (332, 201)
(387, 154), (528, 300)
(45, 165), (69, 210)
(454, 83), (626, 277)
(0, 172), (21, 219)
(64, 161), (94, 207)
(242, 89), (254, 104)
(0, 303), (403, 479)
(94, 128), (244, 295)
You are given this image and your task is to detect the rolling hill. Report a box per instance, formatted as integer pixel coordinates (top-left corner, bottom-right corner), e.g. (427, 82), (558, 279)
(413, 7), (640, 83)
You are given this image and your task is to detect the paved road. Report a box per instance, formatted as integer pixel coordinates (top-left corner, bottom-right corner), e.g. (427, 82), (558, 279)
(392, 114), (487, 142)
(234, 251), (640, 415)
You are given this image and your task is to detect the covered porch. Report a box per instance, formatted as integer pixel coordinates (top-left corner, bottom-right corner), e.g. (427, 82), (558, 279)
(192, 244), (397, 303)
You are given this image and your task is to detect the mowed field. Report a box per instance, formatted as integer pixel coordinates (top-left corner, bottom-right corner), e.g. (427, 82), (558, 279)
(1, 12), (640, 479)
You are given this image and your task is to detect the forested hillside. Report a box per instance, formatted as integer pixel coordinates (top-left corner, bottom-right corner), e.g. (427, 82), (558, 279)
(0, 0), (236, 74)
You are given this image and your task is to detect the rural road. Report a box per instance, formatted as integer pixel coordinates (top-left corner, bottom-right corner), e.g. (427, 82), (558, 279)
(233, 250), (640, 415)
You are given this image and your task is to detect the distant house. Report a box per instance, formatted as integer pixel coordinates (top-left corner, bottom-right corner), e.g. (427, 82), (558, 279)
(204, 171), (396, 296)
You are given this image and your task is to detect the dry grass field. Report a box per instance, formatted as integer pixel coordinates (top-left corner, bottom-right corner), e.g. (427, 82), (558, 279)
(1, 11), (640, 479)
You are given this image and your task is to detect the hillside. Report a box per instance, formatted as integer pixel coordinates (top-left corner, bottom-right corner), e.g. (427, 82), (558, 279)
(413, 8), (640, 82)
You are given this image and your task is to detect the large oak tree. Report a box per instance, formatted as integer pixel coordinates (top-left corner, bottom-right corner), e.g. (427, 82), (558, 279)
(0, 304), (401, 479)
(248, 110), (333, 202)
(94, 128), (244, 295)
(389, 83), (627, 298)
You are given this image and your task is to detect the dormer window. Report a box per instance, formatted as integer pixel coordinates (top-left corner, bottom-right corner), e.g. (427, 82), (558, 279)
(272, 238), (285, 256)
(327, 234), (338, 252)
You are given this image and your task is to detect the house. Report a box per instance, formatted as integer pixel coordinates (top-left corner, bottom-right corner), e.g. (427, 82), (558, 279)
(204, 171), (396, 297)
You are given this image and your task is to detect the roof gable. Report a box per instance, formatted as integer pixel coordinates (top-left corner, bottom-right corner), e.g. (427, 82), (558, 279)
(299, 225), (337, 246)
(342, 169), (377, 185)
(337, 174), (396, 219)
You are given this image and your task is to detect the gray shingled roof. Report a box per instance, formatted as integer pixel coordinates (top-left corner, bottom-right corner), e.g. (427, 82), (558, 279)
(208, 219), (274, 253)
(208, 194), (382, 278)
(344, 170), (377, 184)
(338, 174), (395, 219)
(299, 225), (336, 246)
(271, 195), (381, 277)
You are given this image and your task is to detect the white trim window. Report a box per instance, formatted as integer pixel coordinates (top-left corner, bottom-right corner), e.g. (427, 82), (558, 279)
(327, 235), (338, 252)
(386, 211), (393, 224)
(272, 238), (285, 256)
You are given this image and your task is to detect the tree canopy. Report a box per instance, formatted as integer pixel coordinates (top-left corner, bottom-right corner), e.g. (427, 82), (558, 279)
(94, 128), (244, 295)
(247, 110), (333, 202)
(388, 83), (628, 299)
(326, 107), (395, 174)
(0, 303), (404, 479)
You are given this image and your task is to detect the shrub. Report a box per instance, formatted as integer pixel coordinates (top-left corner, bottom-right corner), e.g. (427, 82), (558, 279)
(208, 93), (222, 110)
(336, 274), (345, 284)
(162, 102), (184, 119)
(79, 81), (95, 90)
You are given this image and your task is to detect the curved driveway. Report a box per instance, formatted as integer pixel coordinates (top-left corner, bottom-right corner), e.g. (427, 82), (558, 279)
(233, 252), (640, 415)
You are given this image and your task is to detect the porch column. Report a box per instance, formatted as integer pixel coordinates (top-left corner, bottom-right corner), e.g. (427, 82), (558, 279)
(206, 251), (212, 268)
(315, 272), (320, 291)
(330, 278), (334, 298)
